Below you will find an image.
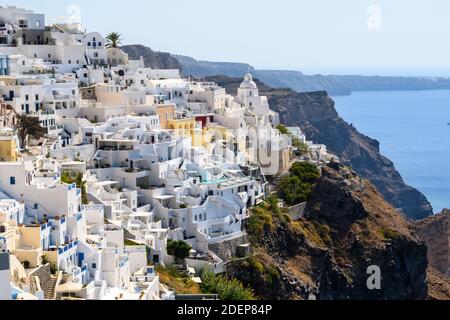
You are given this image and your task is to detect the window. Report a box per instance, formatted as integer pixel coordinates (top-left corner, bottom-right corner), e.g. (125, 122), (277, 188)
(87, 42), (91, 46)
(199, 214), (203, 221)
(10, 177), (15, 185)
(35, 94), (39, 100)
(25, 95), (29, 101)
(34, 204), (38, 209)
(194, 215), (198, 222)
(92, 263), (97, 269)
(18, 20), (28, 28)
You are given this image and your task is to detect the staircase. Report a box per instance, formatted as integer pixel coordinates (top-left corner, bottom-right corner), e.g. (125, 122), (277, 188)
(93, 285), (102, 300)
(44, 276), (58, 300)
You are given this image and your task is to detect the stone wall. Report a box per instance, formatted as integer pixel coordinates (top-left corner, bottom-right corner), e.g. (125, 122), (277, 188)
(209, 234), (249, 262)
(29, 264), (52, 292)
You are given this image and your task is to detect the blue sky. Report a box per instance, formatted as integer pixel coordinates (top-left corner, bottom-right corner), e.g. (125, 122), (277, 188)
(5, 0), (450, 76)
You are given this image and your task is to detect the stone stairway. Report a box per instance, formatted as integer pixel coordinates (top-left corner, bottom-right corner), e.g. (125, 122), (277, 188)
(44, 276), (58, 300)
(93, 286), (102, 300)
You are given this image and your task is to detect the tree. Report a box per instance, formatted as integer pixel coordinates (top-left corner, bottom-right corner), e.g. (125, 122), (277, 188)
(292, 137), (310, 156)
(167, 240), (191, 264)
(61, 172), (88, 205)
(276, 124), (289, 135)
(15, 114), (47, 150)
(106, 32), (123, 48)
(75, 173), (89, 205)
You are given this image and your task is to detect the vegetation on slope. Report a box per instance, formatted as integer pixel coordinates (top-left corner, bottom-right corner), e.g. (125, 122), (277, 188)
(156, 266), (256, 300)
(278, 162), (320, 206)
(156, 266), (201, 295)
(227, 163), (433, 300)
(200, 271), (256, 300)
(276, 124), (309, 156)
(61, 172), (88, 204)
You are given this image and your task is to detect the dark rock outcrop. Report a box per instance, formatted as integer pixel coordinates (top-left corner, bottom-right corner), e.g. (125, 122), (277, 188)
(227, 164), (437, 300)
(121, 45), (182, 70)
(414, 210), (450, 277)
(206, 76), (433, 220)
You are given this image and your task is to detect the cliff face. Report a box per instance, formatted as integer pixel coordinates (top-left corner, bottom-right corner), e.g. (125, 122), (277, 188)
(206, 76), (433, 220)
(414, 210), (450, 277)
(121, 45), (182, 70)
(227, 164), (437, 300)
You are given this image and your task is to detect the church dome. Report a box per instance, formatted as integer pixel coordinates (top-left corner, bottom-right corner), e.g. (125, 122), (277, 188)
(240, 73), (257, 89)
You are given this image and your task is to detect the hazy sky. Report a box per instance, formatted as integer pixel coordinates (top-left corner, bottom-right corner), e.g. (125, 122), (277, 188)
(5, 0), (450, 75)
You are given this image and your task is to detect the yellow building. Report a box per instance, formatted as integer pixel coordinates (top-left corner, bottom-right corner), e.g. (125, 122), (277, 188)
(166, 116), (238, 149)
(156, 104), (175, 129)
(0, 132), (19, 162)
(167, 118), (200, 145)
(202, 125), (235, 150)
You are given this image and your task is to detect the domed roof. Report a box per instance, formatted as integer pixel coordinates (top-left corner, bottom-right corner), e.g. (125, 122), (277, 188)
(240, 73), (257, 89)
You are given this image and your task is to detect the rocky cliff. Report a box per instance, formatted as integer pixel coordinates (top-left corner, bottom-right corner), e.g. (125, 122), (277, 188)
(414, 210), (450, 277)
(121, 45), (182, 70)
(226, 164), (448, 300)
(206, 76), (433, 220)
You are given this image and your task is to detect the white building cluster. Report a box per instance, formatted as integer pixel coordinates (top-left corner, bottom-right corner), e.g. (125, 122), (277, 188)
(0, 6), (335, 300)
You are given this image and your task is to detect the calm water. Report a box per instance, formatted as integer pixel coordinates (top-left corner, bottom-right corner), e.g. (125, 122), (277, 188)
(333, 90), (450, 214)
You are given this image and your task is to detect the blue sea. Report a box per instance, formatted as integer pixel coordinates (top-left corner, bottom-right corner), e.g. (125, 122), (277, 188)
(333, 90), (450, 214)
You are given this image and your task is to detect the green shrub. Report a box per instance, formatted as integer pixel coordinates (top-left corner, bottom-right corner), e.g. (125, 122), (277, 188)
(277, 162), (320, 206)
(276, 124), (289, 135)
(247, 207), (273, 235)
(49, 263), (58, 274)
(248, 256), (265, 274)
(379, 228), (400, 240)
(200, 271), (255, 300)
(292, 138), (310, 155)
(265, 196), (280, 214)
(289, 162), (320, 184)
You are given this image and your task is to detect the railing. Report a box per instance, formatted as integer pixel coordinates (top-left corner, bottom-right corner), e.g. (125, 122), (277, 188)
(57, 240), (79, 255)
